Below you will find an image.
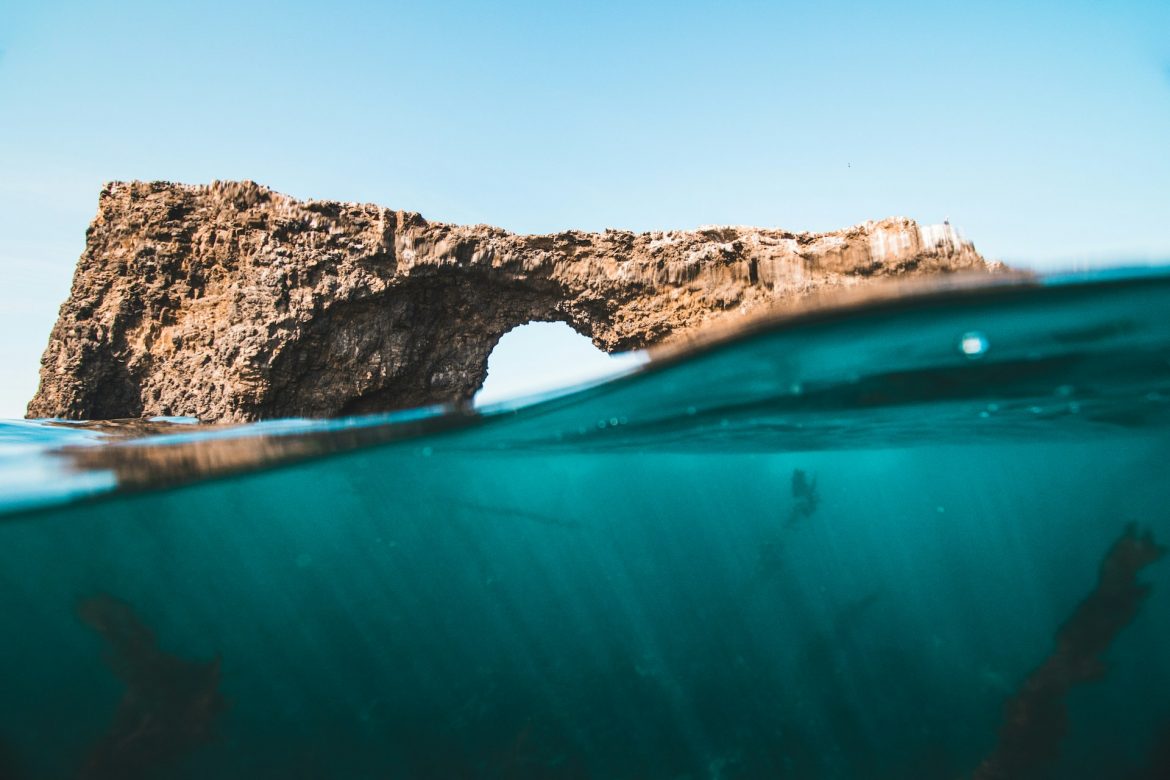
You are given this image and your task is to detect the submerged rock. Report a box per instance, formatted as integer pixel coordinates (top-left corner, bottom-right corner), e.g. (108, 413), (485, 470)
(28, 180), (999, 422)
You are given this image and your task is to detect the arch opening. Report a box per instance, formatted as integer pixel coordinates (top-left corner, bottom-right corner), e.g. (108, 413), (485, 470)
(474, 321), (647, 408)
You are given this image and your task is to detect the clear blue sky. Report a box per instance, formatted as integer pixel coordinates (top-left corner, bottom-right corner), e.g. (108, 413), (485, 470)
(1, 0), (1168, 418)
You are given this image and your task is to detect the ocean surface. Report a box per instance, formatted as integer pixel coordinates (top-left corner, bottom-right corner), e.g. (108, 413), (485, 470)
(1, 269), (1169, 778)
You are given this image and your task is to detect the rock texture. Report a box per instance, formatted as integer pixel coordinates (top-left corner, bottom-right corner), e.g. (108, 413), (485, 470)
(28, 181), (999, 423)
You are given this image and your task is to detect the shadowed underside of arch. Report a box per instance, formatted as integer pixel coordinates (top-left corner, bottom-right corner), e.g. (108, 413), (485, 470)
(27, 181), (999, 423)
(257, 272), (576, 419)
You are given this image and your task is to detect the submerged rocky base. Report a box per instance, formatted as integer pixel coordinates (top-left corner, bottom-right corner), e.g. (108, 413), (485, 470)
(28, 181), (997, 423)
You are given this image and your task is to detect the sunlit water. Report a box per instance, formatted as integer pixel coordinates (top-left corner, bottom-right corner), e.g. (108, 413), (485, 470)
(1, 270), (1169, 778)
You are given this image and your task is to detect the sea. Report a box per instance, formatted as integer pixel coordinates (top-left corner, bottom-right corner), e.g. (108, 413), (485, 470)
(0, 269), (1168, 779)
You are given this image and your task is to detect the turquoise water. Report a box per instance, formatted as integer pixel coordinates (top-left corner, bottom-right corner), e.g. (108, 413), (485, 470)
(2, 270), (1169, 778)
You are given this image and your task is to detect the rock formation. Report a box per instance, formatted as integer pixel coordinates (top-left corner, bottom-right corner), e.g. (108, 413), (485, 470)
(28, 181), (998, 423)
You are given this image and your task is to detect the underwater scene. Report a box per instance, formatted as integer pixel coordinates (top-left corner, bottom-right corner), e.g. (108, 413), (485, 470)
(1, 270), (1169, 779)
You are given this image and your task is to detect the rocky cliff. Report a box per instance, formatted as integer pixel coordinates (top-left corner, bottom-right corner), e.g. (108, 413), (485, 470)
(28, 181), (999, 422)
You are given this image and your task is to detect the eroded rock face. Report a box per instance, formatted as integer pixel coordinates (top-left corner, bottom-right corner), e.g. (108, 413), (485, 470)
(28, 181), (998, 422)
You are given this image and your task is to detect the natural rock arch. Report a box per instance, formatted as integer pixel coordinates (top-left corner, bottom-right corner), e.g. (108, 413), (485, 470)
(27, 180), (998, 423)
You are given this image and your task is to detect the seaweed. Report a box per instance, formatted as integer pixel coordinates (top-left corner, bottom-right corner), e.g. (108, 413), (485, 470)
(753, 537), (786, 579)
(75, 594), (227, 780)
(786, 469), (819, 528)
(1136, 721), (1170, 779)
(0, 737), (26, 780)
(745, 468), (821, 584)
(973, 524), (1165, 780)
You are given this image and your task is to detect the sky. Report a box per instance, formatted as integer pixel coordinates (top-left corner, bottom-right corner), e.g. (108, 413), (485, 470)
(475, 322), (647, 407)
(1, 0), (1168, 418)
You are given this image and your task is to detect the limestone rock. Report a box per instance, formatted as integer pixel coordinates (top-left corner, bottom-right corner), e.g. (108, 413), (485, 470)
(27, 181), (999, 422)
